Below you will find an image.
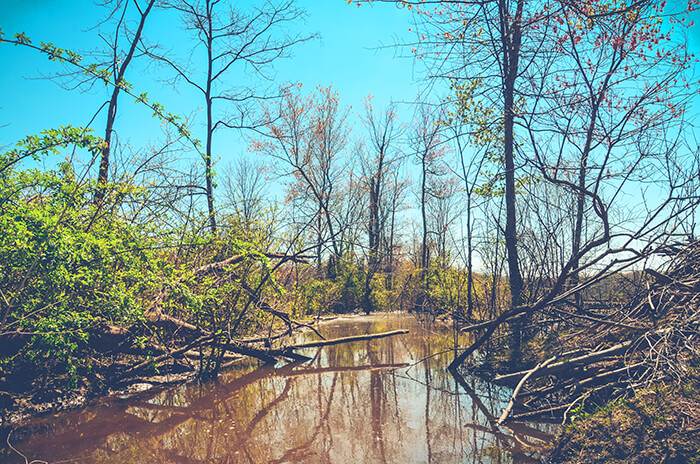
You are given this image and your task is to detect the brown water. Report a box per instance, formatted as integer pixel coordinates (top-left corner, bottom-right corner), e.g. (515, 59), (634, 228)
(1, 313), (555, 463)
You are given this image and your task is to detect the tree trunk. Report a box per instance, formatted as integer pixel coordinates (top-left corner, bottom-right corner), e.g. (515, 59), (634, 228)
(502, 0), (525, 367)
(95, 0), (156, 205)
(204, 0), (217, 234)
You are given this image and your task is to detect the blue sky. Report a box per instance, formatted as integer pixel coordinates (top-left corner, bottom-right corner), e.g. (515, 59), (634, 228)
(2, 0), (699, 269)
(0, 0), (421, 166)
(2, 0), (699, 176)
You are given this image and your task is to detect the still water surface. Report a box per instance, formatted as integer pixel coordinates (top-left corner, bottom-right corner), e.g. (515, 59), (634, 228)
(3, 313), (554, 463)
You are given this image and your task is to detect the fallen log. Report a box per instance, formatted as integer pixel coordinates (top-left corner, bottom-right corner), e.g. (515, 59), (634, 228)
(645, 268), (673, 285)
(183, 350), (242, 361)
(222, 341), (279, 364)
(0, 322), (164, 358)
(0, 330), (34, 357)
(282, 329), (409, 351)
(237, 329), (411, 362)
(118, 316), (401, 374)
(571, 362), (646, 393)
(519, 363), (637, 400)
(144, 302), (203, 338)
(511, 404), (569, 420)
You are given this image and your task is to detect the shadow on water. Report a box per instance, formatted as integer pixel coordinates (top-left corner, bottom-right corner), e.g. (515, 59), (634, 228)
(1, 313), (556, 463)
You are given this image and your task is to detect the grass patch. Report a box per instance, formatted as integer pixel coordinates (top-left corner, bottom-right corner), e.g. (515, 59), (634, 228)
(549, 384), (700, 464)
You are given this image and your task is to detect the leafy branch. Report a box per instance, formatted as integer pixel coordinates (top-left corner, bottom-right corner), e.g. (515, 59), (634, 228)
(0, 29), (202, 152)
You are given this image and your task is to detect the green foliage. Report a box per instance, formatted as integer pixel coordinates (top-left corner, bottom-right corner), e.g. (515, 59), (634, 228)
(0, 126), (101, 175)
(0, 126), (289, 385)
(444, 78), (538, 198)
(293, 278), (339, 317)
(284, 259), (367, 317)
(0, 132), (161, 386)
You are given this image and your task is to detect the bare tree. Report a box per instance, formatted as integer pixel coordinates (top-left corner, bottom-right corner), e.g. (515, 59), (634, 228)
(221, 156), (268, 226)
(409, 102), (448, 303)
(444, 0), (698, 368)
(359, 96), (404, 312)
(360, 96), (404, 269)
(358, 0), (700, 368)
(254, 84), (352, 277)
(149, 0), (313, 233)
(95, 0), (158, 204)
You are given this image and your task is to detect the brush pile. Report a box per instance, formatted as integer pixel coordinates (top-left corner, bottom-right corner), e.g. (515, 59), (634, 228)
(490, 241), (700, 424)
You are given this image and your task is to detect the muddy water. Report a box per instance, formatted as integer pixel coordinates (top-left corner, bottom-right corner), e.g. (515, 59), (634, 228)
(2, 313), (555, 463)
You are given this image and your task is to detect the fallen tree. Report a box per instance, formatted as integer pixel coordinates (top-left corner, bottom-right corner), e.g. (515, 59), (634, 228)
(451, 240), (700, 426)
(121, 329), (411, 375)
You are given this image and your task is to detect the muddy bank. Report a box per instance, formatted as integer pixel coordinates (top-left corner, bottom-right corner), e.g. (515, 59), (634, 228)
(1, 359), (203, 426)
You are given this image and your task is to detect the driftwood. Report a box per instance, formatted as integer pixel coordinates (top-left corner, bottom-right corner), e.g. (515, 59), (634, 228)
(250, 329), (411, 362)
(282, 329), (409, 350)
(497, 356), (557, 425)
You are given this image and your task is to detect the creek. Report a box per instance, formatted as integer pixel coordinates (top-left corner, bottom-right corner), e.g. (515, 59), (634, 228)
(2, 313), (555, 463)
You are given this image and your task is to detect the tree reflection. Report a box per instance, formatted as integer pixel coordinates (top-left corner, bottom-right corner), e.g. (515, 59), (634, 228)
(5, 314), (553, 464)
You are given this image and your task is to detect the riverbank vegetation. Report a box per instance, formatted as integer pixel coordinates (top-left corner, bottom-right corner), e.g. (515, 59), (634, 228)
(2, 0), (700, 460)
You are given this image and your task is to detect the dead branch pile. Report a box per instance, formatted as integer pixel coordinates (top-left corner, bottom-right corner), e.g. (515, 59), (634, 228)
(484, 241), (700, 424)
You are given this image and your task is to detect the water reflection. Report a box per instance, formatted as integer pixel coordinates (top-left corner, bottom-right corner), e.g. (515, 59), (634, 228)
(2, 313), (554, 463)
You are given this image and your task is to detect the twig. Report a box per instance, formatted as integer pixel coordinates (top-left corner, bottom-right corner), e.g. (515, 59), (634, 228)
(6, 430), (49, 464)
(562, 391), (591, 425)
(291, 320), (326, 340)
